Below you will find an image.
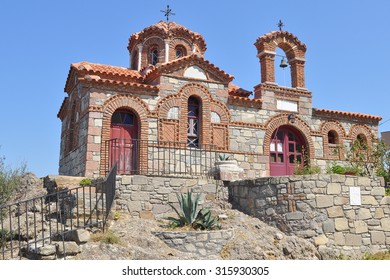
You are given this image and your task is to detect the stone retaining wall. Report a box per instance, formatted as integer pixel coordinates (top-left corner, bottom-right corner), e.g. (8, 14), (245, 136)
(114, 175), (225, 218)
(154, 229), (234, 256)
(228, 174), (390, 259)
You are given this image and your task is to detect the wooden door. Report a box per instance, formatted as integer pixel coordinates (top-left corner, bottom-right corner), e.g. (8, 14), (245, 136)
(110, 111), (138, 174)
(270, 126), (305, 176)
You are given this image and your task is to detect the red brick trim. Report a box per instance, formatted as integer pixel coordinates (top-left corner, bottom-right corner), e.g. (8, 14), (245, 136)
(263, 113), (315, 159)
(348, 124), (374, 145)
(320, 120), (346, 160)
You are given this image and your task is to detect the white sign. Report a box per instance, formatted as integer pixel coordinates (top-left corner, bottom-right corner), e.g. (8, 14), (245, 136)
(276, 99), (298, 112)
(350, 187), (361, 205)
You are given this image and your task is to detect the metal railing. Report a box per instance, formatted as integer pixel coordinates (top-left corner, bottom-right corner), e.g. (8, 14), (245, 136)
(0, 164), (117, 260)
(105, 139), (218, 177)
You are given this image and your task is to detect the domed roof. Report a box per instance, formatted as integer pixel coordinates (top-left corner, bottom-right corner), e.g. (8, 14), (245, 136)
(128, 21), (206, 53)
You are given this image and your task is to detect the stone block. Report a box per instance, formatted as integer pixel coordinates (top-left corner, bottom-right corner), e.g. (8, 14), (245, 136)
(132, 175), (148, 185)
(285, 211), (303, 220)
(331, 174), (345, 183)
(121, 176), (132, 185)
(334, 232), (345, 245)
(380, 197), (390, 205)
(335, 218), (349, 231)
(371, 231), (386, 245)
(170, 178), (184, 187)
(345, 210), (356, 220)
(327, 183), (341, 195)
(327, 206), (344, 218)
(381, 218), (390, 231)
(127, 201), (142, 212)
(57, 241), (81, 256)
(358, 208), (372, 220)
(361, 196), (378, 205)
(357, 177), (371, 187)
(371, 187), (385, 196)
(345, 234), (362, 246)
(374, 208), (385, 219)
(314, 235), (329, 246)
(152, 204), (171, 215)
(334, 196), (349, 206)
(131, 192), (150, 201)
(323, 220), (335, 233)
(316, 195), (334, 208)
(345, 178), (355, 186)
(353, 221), (368, 234)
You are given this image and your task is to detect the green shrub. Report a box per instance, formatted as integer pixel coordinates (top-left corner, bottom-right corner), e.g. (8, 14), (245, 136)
(385, 187), (390, 196)
(79, 178), (93, 186)
(294, 164), (321, 175)
(0, 153), (26, 207)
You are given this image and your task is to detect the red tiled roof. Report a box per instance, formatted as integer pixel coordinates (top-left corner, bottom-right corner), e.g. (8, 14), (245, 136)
(128, 21), (207, 53)
(228, 83), (252, 97)
(73, 62), (142, 79)
(144, 54), (234, 83)
(313, 108), (382, 121)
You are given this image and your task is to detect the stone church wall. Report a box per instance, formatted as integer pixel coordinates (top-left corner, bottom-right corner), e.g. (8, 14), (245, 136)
(228, 174), (390, 259)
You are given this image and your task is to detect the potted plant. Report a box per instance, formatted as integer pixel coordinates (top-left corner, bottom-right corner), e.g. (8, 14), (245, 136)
(213, 153), (244, 182)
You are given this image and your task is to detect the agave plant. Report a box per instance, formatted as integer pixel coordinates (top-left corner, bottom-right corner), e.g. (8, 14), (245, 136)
(195, 208), (221, 230)
(218, 153), (232, 161)
(167, 191), (201, 228)
(167, 191), (220, 230)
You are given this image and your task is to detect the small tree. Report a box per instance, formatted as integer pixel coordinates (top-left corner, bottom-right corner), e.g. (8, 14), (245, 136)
(0, 152), (27, 207)
(347, 137), (387, 178)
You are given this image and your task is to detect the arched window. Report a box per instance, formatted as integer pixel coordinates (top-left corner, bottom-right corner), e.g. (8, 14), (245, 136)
(150, 48), (159, 65)
(327, 130), (340, 158)
(175, 45), (186, 59)
(187, 96), (200, 147)
(328, 130), (337, 144)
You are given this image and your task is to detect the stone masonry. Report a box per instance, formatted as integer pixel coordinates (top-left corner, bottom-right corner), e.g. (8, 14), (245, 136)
(228, 174), (390, 259)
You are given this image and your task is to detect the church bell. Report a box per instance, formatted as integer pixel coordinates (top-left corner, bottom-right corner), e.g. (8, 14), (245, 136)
(279, 57), (288, 68)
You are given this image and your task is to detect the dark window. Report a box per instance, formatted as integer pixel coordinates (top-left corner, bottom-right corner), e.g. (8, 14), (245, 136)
(328, 130), (337, 144)
(112, 111), (134, 125)
(187, 96), (200, 147)
(175, 45), (186, 59)
(151, 48), (159, 65)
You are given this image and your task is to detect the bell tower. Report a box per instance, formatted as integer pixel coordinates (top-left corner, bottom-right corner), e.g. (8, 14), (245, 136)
(254, 28), (307, 89)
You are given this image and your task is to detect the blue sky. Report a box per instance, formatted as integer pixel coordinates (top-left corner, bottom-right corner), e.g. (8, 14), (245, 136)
(0, 0), (389, 177)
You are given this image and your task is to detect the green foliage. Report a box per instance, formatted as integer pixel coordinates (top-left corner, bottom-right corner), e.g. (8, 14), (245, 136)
(385, 187), (390, 196)
(294, 164), (321, 175)
(168, 191), (220, 230)
(79, 178), (93, 186)
(0, 152), (26, 207)
(347, 138), (387, 177)
(195, 208), (221, 230)
(0, 229), (13, 248)
(91, 230), (120, 244)
(218, 154), (232, 161)
(326, 163), (359, 176)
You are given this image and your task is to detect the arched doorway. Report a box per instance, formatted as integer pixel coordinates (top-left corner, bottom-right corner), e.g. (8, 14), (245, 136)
(110, 110), (139, 174)
(269, 126), (307, 176)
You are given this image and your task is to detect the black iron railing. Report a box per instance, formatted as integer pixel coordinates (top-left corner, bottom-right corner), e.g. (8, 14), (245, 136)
(0, 164), (117, 260)
(105, 139), (218, 177)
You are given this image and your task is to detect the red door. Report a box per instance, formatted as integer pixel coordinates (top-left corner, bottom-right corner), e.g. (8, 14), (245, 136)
(270, 126), (305, 176)
(110, 111), (138, 174)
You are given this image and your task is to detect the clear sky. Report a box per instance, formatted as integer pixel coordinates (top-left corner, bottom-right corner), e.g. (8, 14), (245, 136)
(0, 0), (389, 177)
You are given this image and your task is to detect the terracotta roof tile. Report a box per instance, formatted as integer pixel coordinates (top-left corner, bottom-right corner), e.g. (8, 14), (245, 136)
(74, 62), (143, 79)
(313, 108), (382, 121)
(144, 54), (234, 83)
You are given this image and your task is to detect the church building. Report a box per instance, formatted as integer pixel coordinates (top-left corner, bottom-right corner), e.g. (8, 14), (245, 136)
(57, 20), (381, 178)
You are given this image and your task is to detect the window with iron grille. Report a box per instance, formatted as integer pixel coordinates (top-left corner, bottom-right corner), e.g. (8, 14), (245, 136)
(187, 96), (200, 147)
(150, 48), (159, 65)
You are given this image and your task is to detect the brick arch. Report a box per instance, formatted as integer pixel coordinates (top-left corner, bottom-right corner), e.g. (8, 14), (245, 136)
(156, 95), (182, 119)
(320, 120), (346, 160)
(141, 36), (165, 67)
(176, 83), (212, 145)
(348, 124), (373, 146)
(210, 100), (231, 124)
(169, 38), (192, 59)
(263, 113), (314, 159)
(100, 94), (150, 176)
(255, 31), (306, 88)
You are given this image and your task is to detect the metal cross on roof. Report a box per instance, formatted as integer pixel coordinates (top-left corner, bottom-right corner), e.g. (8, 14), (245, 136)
(161, 5), (175, 22)
(277, 20), (284, 31)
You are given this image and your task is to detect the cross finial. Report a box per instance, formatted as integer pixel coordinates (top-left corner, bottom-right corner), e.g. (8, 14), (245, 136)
(161, 5), (175, 22)
(277, 20), (284, 31)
